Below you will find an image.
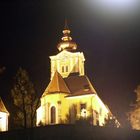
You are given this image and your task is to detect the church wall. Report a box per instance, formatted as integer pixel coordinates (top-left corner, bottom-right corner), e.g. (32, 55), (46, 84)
(66, 95), (94, 122)
(37, 93), (69, 125)
(66, 94), (109, 126)
(0, 112), (8, 131)
(36, 106), (42, 125)
(92, 94), (109, 126)
(37, 94), (109, 126)
(50, 51), (85, 79)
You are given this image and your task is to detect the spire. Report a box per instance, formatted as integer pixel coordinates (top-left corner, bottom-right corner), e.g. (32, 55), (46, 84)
(57, 20), (77, 51)
(62, 19), (72, 42)
(64, 19), (69, 30)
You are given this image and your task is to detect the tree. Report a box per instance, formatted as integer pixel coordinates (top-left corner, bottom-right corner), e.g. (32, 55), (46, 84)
(11, 67), (38, 129)
(105, 116), (119, 128)
(128, 85), (140, 130)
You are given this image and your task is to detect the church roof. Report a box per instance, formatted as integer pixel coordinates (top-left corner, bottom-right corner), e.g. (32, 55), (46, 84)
(44, 71), (70, 94)
(64, 75), (97, 96)
(0, 97), (9, 114)
(43, 72), (97, 97)
(66, 90), (94, 98)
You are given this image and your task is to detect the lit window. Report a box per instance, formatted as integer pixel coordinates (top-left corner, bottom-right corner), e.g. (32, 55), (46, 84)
(66, 66), (68, 72)
(62, 66), (64, 73)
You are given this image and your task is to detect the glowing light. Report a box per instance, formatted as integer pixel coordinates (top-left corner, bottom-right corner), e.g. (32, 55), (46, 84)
(87, 0), (139, 18)
(98, 0), (137, 9)
(95, 94), (109, 113)
(36, 107), (43, 126)
(81, 109), (88, 118)
(0, 112), (8, 131)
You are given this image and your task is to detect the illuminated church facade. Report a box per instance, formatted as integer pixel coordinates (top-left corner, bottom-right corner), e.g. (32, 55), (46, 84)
(36, 22), (116, 126)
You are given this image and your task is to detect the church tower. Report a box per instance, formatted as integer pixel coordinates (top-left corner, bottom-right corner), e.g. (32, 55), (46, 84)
(50, 21), (85, 79)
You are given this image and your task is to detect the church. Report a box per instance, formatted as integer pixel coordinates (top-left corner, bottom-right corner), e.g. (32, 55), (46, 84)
(0, 97), (9, 131)
(36, 22), (118, 126)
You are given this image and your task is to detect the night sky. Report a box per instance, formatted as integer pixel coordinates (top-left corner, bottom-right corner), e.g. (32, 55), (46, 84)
(0, 0), (140, 127)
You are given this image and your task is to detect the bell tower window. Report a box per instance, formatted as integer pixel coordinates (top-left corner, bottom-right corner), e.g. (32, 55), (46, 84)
(62, 66), (69, 73)
(66, 66), (68, 72)
(62, 66), (64, 73)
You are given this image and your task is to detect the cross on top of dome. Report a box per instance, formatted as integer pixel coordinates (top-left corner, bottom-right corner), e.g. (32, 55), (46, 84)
(57, 20), (77, 51)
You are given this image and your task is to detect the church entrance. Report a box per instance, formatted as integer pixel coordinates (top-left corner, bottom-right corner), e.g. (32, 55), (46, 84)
(50, 106), (56, 124)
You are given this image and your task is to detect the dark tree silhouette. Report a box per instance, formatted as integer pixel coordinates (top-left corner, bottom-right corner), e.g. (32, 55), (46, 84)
(105, 117), (118, 128)
(11, 67), (39, 129)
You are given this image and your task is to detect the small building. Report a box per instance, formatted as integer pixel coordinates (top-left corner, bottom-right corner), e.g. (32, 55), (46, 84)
(0, 97), (9, 131)
(36, 22), (118, 126)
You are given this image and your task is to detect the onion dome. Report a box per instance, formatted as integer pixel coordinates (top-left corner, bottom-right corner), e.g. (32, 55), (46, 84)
(57, 20), (77, 51)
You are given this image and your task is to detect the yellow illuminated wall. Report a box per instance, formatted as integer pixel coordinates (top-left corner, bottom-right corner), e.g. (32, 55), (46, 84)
(0, 112), (8, 131)
(50, 50), (85, 80)
(37, 93), (110, 126)
(37, 93), (69, 125)
(66, 94), (109, 126)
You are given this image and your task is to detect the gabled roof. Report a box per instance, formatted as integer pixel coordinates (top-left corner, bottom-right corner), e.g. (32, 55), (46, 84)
(44, 71), (70, 94)
(64, 75), (97, 95)
(0, 97), (9, 114)
(43, 72), (97, 97)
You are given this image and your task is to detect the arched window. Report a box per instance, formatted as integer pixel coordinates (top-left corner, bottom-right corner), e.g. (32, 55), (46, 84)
(50, 106), (56, 124)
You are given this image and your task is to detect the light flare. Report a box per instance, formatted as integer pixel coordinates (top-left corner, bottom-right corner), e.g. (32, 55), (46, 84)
(87, 0), (139, 18)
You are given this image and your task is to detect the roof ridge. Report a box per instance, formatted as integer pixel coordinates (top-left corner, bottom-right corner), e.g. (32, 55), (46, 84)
(56, 71), (70, 93)
(84, 75), (97, 94)
(0, 97), (9, 114)
(44, 71), (70, 95)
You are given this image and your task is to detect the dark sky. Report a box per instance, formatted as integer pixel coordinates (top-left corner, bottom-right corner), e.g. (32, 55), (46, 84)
(0, 0), (140, 127)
